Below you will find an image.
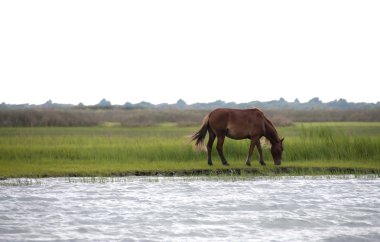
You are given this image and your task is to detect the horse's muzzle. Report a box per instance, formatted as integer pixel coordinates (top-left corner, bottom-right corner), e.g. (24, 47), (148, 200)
(274, 160), (281, 166)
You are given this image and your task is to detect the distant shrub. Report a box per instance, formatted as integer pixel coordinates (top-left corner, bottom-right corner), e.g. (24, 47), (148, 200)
(0, 108), (379, 127)
(0, 110), (99, 127)
(269, 109), (380, 122)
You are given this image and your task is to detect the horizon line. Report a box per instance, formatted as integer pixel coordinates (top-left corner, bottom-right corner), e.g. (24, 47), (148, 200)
(1, 97), (380, 106)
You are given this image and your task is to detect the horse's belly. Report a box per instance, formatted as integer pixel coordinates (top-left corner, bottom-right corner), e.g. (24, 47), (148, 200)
(226, 129), (250, 140)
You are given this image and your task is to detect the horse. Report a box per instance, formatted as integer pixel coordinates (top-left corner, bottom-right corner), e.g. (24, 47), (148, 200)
(191, 108), (284, 166)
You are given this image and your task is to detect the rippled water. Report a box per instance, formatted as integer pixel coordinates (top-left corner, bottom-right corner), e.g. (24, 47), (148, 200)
(1, 176), (379, 241)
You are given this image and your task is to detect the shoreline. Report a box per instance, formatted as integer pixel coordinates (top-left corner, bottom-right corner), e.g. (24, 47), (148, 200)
(1, 166), (379, 179)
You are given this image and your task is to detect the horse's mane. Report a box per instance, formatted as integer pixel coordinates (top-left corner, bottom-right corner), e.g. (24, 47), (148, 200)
(263, 115), (273, 127)
(263, 116), (280, 144)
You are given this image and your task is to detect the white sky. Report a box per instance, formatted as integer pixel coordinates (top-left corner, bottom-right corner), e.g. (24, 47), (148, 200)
(1, 0), (379, 105)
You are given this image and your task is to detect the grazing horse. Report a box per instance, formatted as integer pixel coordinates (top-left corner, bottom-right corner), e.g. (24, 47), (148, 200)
(192, 108), (284, 166)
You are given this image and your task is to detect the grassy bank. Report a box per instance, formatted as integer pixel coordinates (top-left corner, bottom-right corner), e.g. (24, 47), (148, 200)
(0, 122), (379, 178)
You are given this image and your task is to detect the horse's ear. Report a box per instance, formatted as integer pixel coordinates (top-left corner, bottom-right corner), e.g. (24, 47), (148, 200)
(281, 137), (284, 142)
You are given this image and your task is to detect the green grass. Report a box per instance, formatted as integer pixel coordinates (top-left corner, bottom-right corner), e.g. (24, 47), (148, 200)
(0, 122), (379, 178)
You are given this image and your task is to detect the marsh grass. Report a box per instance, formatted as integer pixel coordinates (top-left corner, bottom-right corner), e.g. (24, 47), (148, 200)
(0, 123), (379, 178)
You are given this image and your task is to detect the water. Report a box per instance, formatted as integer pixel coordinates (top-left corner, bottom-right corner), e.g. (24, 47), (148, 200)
(1, 176), (379, 241)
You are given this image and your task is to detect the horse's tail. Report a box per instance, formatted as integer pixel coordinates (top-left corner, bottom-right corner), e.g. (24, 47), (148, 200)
(191, 113), (210, 151)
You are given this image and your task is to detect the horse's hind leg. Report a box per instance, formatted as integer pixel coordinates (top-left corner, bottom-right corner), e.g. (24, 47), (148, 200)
(216, 135), (229, 166)
(207, 131), (216, 166)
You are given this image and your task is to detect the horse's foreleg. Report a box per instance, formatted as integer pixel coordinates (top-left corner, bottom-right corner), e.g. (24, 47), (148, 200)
(207, 131), (216, 166)
(216, 135), (229, 166)
(256, 140), (266, 166)
(245, 139), (256, 166)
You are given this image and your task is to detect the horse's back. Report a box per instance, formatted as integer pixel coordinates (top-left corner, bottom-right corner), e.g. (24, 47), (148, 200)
(208, 108), (264, 139)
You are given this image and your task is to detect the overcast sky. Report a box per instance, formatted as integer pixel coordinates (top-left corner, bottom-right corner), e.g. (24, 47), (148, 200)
(1, 0), (379, 105)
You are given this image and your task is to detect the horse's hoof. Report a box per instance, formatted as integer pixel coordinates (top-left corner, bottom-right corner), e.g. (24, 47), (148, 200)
(208, 162), (213, 166)
(222, 162), (230, 166)
(246, 162), (251, 166)
(260, 162), (266, 166)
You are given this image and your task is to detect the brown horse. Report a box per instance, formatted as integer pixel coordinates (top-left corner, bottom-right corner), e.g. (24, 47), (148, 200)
(192, 108), (284, 166)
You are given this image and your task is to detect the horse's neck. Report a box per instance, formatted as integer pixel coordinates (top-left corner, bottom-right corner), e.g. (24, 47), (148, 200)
(264, 118), (279, 145)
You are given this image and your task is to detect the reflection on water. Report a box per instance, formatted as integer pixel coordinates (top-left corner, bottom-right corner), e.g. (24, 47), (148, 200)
(1, 176), (379, 241)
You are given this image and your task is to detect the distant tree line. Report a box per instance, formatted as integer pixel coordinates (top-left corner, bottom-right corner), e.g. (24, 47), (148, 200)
(1, 97), (380, 110)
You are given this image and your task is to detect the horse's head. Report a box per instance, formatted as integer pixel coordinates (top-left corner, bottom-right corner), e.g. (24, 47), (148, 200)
(271, 138), (284, 165)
